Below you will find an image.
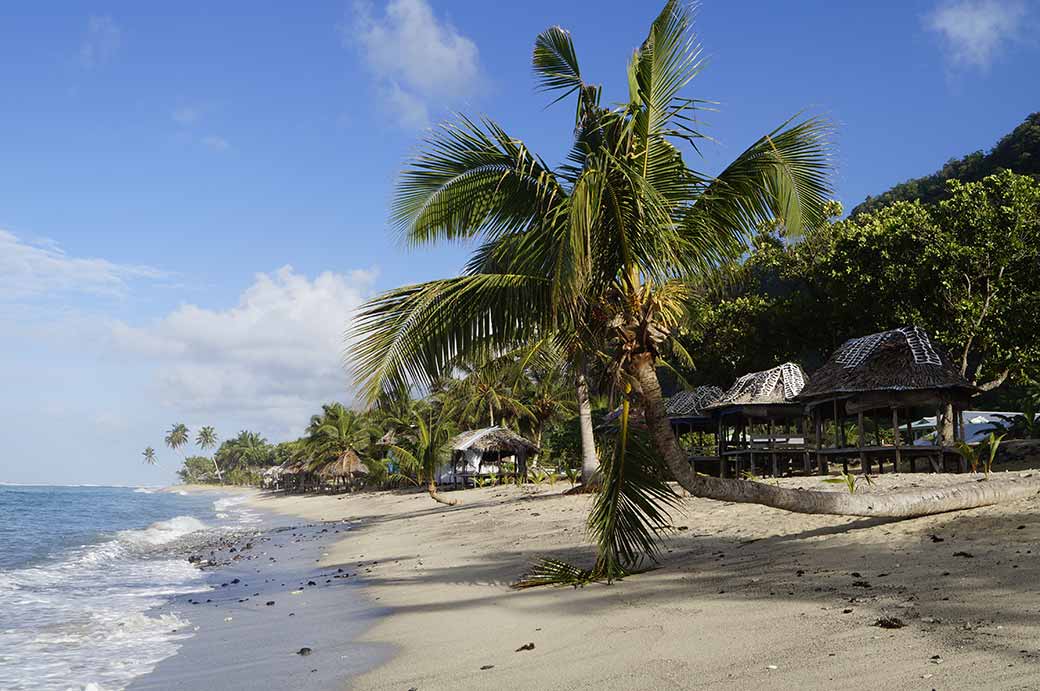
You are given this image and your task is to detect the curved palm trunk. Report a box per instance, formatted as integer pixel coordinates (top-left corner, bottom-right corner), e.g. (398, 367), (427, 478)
(630, 353), (1040, 518)
(211, 458), (224, 485)
(428, 480), (458, 506)
(576, 371), (601, 488)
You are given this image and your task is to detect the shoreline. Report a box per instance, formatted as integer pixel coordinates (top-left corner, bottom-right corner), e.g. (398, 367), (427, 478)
(129, 489), (391, 690)
(247, 473), (1040, 690)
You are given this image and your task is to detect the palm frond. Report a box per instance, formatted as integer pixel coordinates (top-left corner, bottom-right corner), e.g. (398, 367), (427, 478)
(533, 26), (583, 106)
(350, 273), (554, 401)
(393, 116), (564, 247)
(587, 394), (681, 579)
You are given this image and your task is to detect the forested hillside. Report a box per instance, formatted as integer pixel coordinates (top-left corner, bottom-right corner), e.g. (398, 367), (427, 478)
(851, 112), (1040, 216)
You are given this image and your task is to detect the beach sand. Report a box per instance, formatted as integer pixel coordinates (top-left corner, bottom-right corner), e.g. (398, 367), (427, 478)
(249, 472), (1040, 690)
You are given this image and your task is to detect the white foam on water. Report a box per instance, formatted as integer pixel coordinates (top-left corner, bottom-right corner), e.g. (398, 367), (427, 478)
(132, 488), (154, 494)
(0, 517), (213, 691)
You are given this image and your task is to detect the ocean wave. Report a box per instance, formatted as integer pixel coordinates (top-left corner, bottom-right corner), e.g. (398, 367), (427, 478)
(133, 487), (155, 494)
(116, 516), (208, 548)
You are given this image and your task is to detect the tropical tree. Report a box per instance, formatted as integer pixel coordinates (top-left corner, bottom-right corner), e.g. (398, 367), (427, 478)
(164, 423), (190, 461)
(350, 1), (1040, 572)
(303, 403), (376, 470)
(194, 425), (223, 484)
(447, 355), (533, 430)
(384, 395), (459, 505)
(142, 447), (158, 466)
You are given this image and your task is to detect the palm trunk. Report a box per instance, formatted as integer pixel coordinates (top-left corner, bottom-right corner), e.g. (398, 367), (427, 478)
(630, 352), (1040, 518)
(211, 458), (224, 485)
(428, 479), (458, 506)
(576, 371), (601, 487)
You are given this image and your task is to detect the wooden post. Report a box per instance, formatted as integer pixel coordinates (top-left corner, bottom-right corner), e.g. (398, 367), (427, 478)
(857, 412), (868, 475)
(769, 418), (778, 477)
(815, 408), (827, 475)
(892, 407), (901, 471)
(802, 415), (812, 474)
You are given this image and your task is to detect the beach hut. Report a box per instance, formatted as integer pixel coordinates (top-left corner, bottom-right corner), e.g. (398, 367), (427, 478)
(796, 326), (976, 474)
(440, 426), (539, 488)
(316, 449), (369, 492)
(705, 363), (810, 478)
(261, 465), (283, 489)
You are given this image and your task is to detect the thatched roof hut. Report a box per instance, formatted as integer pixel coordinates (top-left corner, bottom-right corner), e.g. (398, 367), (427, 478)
(317, 449), (369, 480)
(450, 426), (540, 456)
(706, 363), (807, 415)
(796, 327), (976, 474)
(439, 426), (539, 488)
(797, 326), (975, 409)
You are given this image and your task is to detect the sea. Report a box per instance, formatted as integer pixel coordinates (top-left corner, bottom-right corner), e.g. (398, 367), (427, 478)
(0, 484), (261, 691)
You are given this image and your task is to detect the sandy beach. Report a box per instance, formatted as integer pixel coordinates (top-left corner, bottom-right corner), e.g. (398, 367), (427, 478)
(246, 472), (1040, 690)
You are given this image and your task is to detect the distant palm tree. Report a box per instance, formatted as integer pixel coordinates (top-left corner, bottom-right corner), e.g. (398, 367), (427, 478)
(142, 447), (158, 466)
(195, 426), (223, 484)
(164, 423), (190, 459)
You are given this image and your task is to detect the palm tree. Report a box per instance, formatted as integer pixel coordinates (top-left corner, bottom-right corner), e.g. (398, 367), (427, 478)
(195, 426), (223, 484)
(142, 447), (158, 466)
(385, 396), (459, 506)
(164, 423), (190, 460)
(351, 2), (1040, 549)
(447, 355), (533, 430)
(304, 404), (375, 471)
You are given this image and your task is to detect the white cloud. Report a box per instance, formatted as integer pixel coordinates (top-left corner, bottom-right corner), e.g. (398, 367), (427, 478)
(80, 15), (121, 67)
(0, 230), (165, 301)
(172, 105), (201, 125)
(926, 0), (1029, 68)
(202, 135), (230, 151)
(111, 266), (378, 437)
(349, 0), (481, 128)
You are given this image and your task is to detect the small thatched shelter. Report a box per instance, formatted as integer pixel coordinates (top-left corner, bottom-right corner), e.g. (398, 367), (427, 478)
(705, 363), (811, 478)
(317, 449), (369, 490)
(261, 465), (283, 489)
(440, 426), (540, 488)
(796, 326), (977, 474)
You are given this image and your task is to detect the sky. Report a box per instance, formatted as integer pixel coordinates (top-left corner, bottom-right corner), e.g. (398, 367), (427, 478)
(1, 0), (1037, 485)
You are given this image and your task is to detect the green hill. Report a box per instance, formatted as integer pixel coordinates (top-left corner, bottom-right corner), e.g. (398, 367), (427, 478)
(851, 112), (1040, 217)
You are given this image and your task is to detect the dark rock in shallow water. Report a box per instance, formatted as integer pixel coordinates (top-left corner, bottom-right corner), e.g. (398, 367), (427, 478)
(297, 647), (312, 656)
(266, 601), (276, 606)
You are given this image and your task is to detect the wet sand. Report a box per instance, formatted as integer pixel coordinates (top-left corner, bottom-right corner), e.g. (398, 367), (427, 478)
(250, 472), (1040, 690)
(129, 504), (390, 690)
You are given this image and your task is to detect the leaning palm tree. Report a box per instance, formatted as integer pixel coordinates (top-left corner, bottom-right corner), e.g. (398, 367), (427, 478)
(141, 447), (158, 466)
(195, 426), (223, 484)
(351, 1), (1040, 549)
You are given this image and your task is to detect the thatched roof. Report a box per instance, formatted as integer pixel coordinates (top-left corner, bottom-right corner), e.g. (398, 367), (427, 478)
(451, 426), (539, 455)
(317, 449), (369, 479)
(797, 326), (976, 403)
(262, 465), (283, 479)
(602, 386), (724, 426)
(707, 363), (807, 409)
(666, 386), (724, 417)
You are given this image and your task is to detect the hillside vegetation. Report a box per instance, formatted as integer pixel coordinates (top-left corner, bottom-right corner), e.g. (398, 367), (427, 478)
(851, 112), (1040, 216)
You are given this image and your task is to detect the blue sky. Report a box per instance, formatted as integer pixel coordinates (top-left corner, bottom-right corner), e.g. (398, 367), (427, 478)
(1, 0), (1037, 485)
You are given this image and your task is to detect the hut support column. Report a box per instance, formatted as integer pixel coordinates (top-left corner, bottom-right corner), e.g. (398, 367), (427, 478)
(718, 417), (727, 479)
(892, 407), (902, 472)
(802, 415), (811, 475)
(905, 417), (915, 473)
(858, 412), (869, 475)
(815, 409), (827, 475)
(769, 418), (778, 477)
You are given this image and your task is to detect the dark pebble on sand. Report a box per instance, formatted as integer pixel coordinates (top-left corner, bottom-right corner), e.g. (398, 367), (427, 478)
(307, 580), (317, 586)
(929, 535), (944, 542)
(953, 551), (974, 558)
(297, 647), (312, 656)
(852, 581), (872, 588)
(480, 665), (495, 670)
(515, 643), (535, 652)
(872, 617), (905, 629)
(266, 601), (276, 606)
